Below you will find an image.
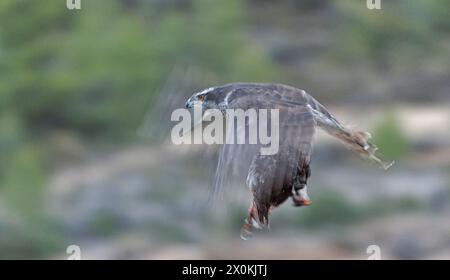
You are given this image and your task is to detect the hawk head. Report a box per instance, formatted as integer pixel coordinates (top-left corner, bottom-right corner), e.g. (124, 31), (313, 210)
(185, 85), (233, 110)
(185, 87), (216, 109)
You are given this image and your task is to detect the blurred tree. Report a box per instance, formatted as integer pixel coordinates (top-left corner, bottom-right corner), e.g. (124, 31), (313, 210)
(334, 0), (450, 67)
(0, 0), (275, 140)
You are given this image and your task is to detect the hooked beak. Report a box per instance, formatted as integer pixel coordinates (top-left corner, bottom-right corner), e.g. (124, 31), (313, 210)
(185, 98), (192, 109)
(185, 97), (203, 109)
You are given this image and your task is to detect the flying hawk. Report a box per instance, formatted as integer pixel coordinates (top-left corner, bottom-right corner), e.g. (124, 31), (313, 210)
(185, 83), (392, 239)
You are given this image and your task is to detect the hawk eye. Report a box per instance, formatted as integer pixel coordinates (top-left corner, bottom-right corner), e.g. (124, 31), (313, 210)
(198, 95), (206, 101)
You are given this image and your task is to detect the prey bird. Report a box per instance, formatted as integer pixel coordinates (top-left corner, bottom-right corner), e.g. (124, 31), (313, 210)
(185, 83), (393, 239)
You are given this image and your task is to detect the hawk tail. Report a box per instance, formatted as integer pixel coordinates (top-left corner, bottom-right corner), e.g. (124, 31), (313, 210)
(313, 108), (394, 170)
(339, 129), (394, 170)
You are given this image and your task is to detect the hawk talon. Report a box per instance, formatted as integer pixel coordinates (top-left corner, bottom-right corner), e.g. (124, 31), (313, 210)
(240, 219), (253, 240)
(292, 196), (313, 207)
(292, 185), (312, 207)
(251, 218), (263, 230)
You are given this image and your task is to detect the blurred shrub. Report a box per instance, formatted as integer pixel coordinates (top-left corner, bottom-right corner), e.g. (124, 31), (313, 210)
(334, 0), (442, 60)
(365, 196), (423, 214)
(297, 191), (363, 227)
(292, 190), (422, 228)
(373, 112), (411, 160)
(0, 144), (64, 259)
(0, 0), (275, 141)
(250, 0), (330, 10)
(2, 145), (45, 216)
(0, 223), (63, 260)
(87, 211), (124, 237)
